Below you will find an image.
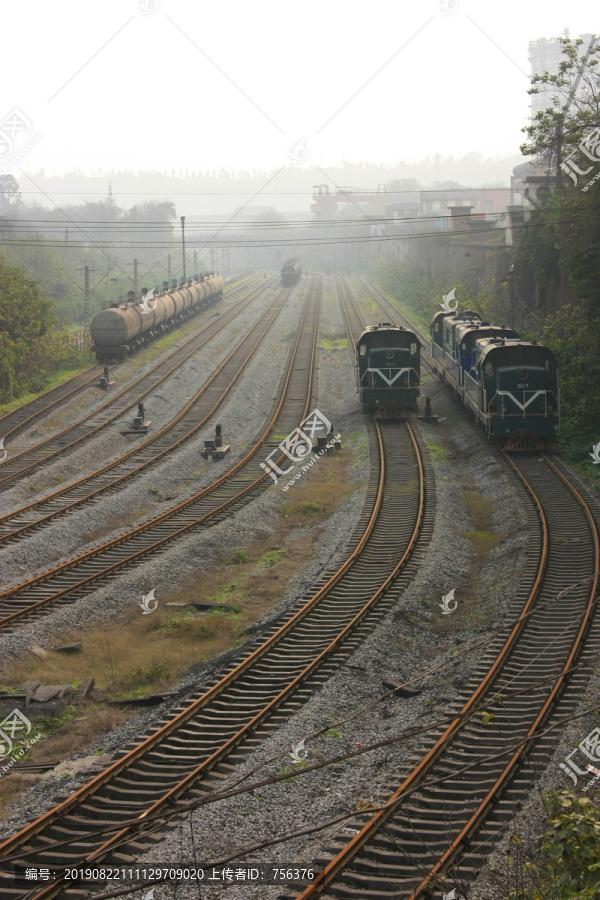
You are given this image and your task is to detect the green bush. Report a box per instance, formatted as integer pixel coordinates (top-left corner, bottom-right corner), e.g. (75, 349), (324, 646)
(512, 791), (600, 899)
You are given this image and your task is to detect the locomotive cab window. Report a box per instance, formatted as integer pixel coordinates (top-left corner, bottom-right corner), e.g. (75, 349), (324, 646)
(410, 343), (417, 355)
(359, 344), (367, 356)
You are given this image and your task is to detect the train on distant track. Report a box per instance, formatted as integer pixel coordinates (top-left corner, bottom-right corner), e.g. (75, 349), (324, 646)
(90, 272), (224, 363)
(356, 323), (422, 414)
(430, 309), (559, 449)
(281, 258), (302, 286)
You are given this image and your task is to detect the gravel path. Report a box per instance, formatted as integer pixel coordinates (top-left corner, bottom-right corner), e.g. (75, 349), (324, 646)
(1, 281), (599, 900)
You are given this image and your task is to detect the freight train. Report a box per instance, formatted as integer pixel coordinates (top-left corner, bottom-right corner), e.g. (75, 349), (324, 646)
(357, 323), (421, 414)
(281, 258), (302, 286)
(90, 273), (224, 363)
(430, 309), (559, 449)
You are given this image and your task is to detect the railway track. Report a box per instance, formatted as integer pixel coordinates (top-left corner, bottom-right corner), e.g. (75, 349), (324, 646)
(0, 284), (292, 546)
(351, 274), (436, 379)
(0, 277), (319, 630)
(0, 274), (274, 491)
(0, 274), (437, 900)
(286, 433), (599, 896)
(0, 368), (102, 442)
(0, 274), (262, 446)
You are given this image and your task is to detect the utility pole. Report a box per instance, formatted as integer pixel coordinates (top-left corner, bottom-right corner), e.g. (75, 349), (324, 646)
(210, 248), (214, 272)
(180, 216), (186, 281)
(127, 259), (138, 293)
(77, 264), (96, 337)
(193, 250), (197, 274)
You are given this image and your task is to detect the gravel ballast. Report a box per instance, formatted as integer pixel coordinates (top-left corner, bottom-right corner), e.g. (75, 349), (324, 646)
(1, 279), (599, 900)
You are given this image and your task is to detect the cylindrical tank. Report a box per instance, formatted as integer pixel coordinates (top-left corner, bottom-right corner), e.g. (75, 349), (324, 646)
(90, 305), (143, 356)
(91, 277), (224, 361)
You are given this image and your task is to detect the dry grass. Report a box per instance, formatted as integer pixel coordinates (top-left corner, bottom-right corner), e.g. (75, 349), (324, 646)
(461, 489), (499, 559)
(0, 774), (40, 814)
(0, 442), (360, 814)
(431, 486), (501, 636)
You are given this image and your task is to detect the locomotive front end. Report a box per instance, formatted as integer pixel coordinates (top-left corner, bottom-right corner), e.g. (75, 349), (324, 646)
(357, 325), (421, 414)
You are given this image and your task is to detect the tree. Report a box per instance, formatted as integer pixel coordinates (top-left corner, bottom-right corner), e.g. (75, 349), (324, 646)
(521, 36), (600, 179)
(0, 257), (77, 401)
(518, 36), (600, 315)
(0, 175), (20, 211)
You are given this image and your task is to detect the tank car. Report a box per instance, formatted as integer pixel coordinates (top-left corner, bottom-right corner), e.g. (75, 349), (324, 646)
(90, 272), (224, 363)
(430, 310), (559, 449)
(281, 258), (302, 286)
(356, 323), (421, 414)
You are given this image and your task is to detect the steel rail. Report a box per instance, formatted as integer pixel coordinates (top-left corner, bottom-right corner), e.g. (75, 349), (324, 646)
(0, 367), (101, 441)
(0, 275), (276, 490)
(0, 406), (426, 900)
(0, 279), (318, 630)
(293, 451), (599, 899)
(0, 285), (289, 545)
(0, 278), (329, 892)
(353, 274), (435, 376)
(335, 275), (365, 348)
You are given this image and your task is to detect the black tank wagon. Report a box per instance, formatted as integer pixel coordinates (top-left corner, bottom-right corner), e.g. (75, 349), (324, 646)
(90, 273), (224, 363)
(281, 259), (302, 286)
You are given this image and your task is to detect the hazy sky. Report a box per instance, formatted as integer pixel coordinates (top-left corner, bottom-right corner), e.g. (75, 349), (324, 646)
(1, 0), (596, 184)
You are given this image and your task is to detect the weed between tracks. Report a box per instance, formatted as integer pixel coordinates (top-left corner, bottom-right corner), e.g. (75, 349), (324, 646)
(0, 443), (360, 815)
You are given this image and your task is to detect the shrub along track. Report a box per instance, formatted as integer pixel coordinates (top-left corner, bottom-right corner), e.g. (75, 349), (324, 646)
(0, 274), (272, 491)
(0, 276), (320, 630)
(285, 327), (600, 898)
(0, 282), (293, 546)
(0, 278), (436, 899)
